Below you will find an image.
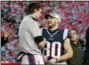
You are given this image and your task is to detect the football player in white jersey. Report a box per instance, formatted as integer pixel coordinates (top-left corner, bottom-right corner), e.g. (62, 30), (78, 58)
(18, 2), (46, 65)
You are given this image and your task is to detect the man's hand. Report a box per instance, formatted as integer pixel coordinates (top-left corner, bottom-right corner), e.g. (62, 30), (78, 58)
(43, 57), (48, 64)
(47, 58), (57, 65)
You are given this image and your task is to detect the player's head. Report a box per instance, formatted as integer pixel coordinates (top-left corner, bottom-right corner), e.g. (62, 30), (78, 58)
(45, 13), (61, 29)
(27, 2), (42, 20)
(70, 29), (79, 42)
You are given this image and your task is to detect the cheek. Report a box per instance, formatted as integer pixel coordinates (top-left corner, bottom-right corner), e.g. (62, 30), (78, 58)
(38, 13), (41, 18)
(71, 35), (76, 39)
(73, 35), (78, 39)
(40, 13), (42, 16)
(52, 21), (56, 25)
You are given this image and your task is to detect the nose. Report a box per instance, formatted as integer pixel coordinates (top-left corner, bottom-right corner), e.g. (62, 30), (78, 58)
(47, 18), (51, 22)
(47, 20), (51, 23)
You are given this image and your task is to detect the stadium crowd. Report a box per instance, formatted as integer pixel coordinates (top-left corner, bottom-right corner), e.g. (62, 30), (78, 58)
(1, 1), (89, 63)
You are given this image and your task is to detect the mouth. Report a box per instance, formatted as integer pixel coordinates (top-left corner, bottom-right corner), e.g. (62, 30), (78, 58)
(48, 21), (52, 24)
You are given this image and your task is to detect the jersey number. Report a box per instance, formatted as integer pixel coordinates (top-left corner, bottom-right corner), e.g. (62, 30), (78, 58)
(44, 41), (61, 57)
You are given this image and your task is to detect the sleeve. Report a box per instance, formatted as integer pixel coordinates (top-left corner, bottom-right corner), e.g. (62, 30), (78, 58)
(63, 29), (71, 40)
(34, 36), (44, 45)
(28, 20), (42, 38)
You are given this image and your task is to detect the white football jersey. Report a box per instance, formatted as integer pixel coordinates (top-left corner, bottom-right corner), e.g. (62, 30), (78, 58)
(19, 14), (42, 55)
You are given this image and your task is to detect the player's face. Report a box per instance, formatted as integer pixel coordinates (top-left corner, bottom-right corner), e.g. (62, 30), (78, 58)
(70, 30), (79, 41)
(35, 8), (42, 20)
(46, 17), (57, 28)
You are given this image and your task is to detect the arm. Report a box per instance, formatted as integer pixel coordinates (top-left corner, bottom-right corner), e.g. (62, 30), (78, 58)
(34, 36), (46, 48)
(27, 19), (46, 49)
(55, 38), (73, 62)
(38, 41), (46, 48)
(48, 38), (73, 64)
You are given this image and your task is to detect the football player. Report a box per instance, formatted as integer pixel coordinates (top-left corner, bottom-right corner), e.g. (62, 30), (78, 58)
(18, 2), (46, 65)
(42, 13), (73, 65)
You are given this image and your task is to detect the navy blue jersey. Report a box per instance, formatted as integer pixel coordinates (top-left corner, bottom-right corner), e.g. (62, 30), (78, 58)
(42, 28), (70, 60)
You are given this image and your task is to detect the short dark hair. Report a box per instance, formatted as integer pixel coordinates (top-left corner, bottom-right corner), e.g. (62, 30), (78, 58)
(26, 2), (41, 14)
(71, 28), (79, 34)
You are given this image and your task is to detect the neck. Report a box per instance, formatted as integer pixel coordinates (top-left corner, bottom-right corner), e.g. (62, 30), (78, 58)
(30, 13), (37, 20)
(73, 40), (78, 45)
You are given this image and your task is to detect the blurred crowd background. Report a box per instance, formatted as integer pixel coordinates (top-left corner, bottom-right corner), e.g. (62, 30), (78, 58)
(1, 1), (89, 63)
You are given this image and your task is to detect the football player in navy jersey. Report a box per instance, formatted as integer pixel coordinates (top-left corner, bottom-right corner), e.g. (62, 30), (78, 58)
(42, 13), (73, 65)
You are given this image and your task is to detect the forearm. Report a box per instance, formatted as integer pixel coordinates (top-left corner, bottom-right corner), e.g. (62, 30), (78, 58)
(55, 52), (73, 62)
(34, 36), (46, 48)
(55, 38), (73, 62)
(38, 41), (46, 48)
(46, 38), (73, 64)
